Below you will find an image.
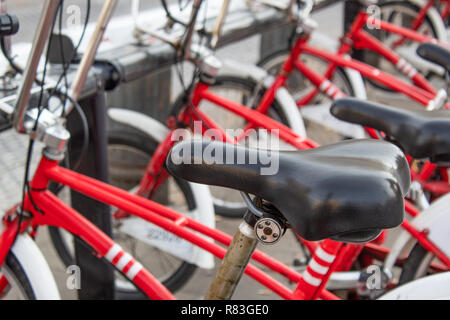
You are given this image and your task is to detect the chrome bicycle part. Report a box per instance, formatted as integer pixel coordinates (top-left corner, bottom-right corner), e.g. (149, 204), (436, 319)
(254, 217), (282, 244)
(210, 0), (231, 49)
(407, 181), (430, 211)
(13, 0), (59, 133)
(64, 0), (118, 116)
(426, 88), (447, 110)
(189, 44), (222, 82)
(204, 220), (257, 300)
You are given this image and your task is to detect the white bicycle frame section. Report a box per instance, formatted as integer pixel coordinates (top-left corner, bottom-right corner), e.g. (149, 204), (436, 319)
(108, 108), (215, 269)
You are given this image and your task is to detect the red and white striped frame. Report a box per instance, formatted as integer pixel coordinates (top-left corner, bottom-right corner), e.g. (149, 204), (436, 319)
(105, 244), (143, 281)
(319, 80), (346, 100)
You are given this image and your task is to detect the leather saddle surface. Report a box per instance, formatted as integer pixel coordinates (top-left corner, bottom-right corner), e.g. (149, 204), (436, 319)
(166, 139), (410, 242)
(331, 98), (450, 161)
(417, 42), (450, 72)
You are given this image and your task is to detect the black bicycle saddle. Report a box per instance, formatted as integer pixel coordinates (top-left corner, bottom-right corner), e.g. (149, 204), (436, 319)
(166, 139), (410, 242)
(417, 42), (450, 72)
(331, 98), (450, 161)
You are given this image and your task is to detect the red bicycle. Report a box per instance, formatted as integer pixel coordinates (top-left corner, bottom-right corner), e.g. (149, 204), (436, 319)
(256, 0), (450, 203)
(379, 0), (449, 43)
(358, 0), (448, 87)
(0, 0), (413, 300)
(0, 0), (448, 300)
(104, 0), (450, 296)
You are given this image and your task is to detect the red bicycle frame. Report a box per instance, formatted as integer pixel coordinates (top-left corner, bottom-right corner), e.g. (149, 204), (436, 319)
(186, 77), (450, 271)
(0, 148), (349, 300)
(109, 15), (450, 293)
(400, 0), (449, 43)
(1, 68), (448, 300)
(256, 10), (450, 198)
(2, 2), (448, 299)
(441, 0), (450, 20)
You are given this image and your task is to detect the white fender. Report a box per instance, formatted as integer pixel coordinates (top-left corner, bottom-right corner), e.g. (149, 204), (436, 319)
(379, 272), (450, 300)
(108, 108), (170, 144)
(397, 45), (445, 77)
(273, 86), (307, 138)
(3, 234), (61, 299)
(0, 211), (60, 299)
(108, 108), (215, 269)
(384, 194), (450, 273)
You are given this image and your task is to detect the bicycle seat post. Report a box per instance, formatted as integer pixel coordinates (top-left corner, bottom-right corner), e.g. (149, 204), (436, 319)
(204, 213), (257, 300)
(205, 198), (286, 300)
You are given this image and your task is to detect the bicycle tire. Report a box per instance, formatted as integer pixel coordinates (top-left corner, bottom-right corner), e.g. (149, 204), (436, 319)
(398, 242), (436, 285)
(1, 252), (36, 300)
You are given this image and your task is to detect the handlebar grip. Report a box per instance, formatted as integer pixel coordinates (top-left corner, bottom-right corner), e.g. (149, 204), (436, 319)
(0, 14), (19, 37)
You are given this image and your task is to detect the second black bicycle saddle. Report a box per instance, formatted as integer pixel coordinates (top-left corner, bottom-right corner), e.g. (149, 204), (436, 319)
(331, 98), (450, 161)
(417, 42), (450, 72)
(166, 139), (410, 242)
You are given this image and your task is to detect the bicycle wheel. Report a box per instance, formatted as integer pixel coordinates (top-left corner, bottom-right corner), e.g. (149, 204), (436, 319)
(258, 50), (361, 145)
(398, 242), (439, 285)
(179, 75), (292, 219)
(48, 129), (197, 298)
(0, 252), (37, 300)
(361, 1), (442, 92)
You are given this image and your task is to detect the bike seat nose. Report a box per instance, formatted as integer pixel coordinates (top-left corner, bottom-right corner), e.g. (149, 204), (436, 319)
(331, 98), (450, 162)
(166, 139), (410, 242)
(417, 43), (450, 73)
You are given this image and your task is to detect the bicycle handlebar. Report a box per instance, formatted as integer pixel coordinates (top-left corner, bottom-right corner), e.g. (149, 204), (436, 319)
(255, 0), (314, 23)
(13, 0), (117, 134)
(299, 0), (314, 21)
(0, 13), (19, 37)
(210, 0), (231, 49)
(180, 0), (203, 60)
